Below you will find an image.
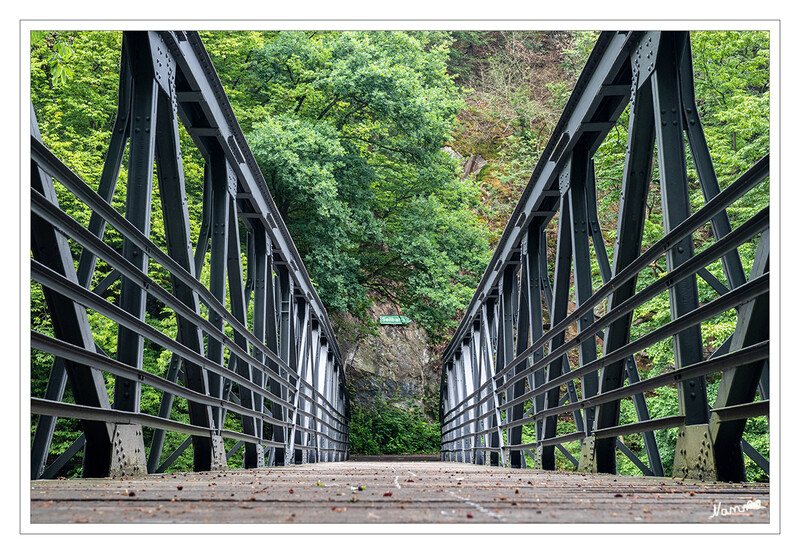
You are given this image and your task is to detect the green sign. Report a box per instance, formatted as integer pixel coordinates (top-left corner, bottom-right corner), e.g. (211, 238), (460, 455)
(380, 315), (411, 325)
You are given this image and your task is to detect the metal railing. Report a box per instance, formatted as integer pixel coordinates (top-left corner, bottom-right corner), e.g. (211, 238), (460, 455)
(30, 31), (349, 479)
(440, 31), (770, 482)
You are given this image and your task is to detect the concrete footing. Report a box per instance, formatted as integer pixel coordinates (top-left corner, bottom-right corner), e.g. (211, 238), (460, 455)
(673, 424), (717, 481)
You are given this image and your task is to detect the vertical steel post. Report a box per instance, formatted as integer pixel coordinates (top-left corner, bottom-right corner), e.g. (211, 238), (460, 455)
(307, 321), (322, 463)
(567, 149), (600, 434)
(272, 266), (294, 463)
(461, 341), (477, 464)
(151, 61), (215, 472)
(594, 74), (656, 474)
(226, 196), (263, 468)
(114, 34), (159, 416)
(711, 231), (769, 481)
(207, 146), (235, 434)
(473, 323), (488, 464)
(250, 223), (271, 465)
(652, 32), (708, 425)
(507, 260), (529, 468)
(445, 359), (459, 461)
(454, 352), (468, 462)
(287, 301), (302, 464)
(325, 356), (336, 462)
(439, 365), (448, 461)
(540, 190), (573, 470)
(530, 227), (547, 443)
(287, 300), (309, 464)
(262, 239), (280, 463)
(469, 321), (485, 465)
(315, 336), (326, 463)
(481, 301), (506, 466)
(585, 161), (663, 475)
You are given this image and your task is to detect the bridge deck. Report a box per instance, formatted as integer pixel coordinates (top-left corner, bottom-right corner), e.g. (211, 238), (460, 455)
(30, 460), (769, 525)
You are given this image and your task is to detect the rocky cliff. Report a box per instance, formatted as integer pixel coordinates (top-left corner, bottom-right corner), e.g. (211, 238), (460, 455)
(333, 302), (441, 418)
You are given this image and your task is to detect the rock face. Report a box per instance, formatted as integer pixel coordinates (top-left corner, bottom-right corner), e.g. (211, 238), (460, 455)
(333, 303), (441, 415)
(441, 146), (487, 181)
(461, 153), (487, 180)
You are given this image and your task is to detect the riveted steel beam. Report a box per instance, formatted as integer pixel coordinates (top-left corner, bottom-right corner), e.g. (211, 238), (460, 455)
(651, 32), (708, 426)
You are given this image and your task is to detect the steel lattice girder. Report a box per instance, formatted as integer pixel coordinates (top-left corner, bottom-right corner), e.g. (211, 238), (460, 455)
(30, 31), (349, 479)
(440, 31), (769, 482)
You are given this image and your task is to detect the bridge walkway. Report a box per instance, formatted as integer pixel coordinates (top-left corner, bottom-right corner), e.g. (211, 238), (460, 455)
(30, 459), (768, 525)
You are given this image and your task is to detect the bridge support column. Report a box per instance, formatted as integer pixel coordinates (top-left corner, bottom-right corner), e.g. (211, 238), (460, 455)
(653, 32), (709, 428)
(210, 434), (229, 471)
(578, 437), (598, 473)
(533, 445), (544, 470)
(673, 424), (716, 481)
(540, 190), (573, 470)
(109, 424), (147, 478)
(114, 33), (159, 419)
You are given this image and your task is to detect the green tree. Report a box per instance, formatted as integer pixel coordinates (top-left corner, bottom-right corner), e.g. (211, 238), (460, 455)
(217, 31), (492, 340)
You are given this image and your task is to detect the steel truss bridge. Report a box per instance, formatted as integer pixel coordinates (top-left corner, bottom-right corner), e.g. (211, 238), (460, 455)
(30, 31), (349, 479)
(29, 29), (769, 505)
(439, 31), (770, 483)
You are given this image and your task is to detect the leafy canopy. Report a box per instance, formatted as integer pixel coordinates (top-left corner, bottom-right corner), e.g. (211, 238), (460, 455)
(210, 31), (492, 339)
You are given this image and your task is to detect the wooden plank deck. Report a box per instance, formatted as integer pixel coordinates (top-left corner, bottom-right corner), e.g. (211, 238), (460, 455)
(29, 460), (770, 525)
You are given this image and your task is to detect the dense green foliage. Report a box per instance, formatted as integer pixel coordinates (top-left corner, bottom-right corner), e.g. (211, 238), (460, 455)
(204, 31), (492, 341)
(348, 396), (440, 455)
(447, 31), (598, 242)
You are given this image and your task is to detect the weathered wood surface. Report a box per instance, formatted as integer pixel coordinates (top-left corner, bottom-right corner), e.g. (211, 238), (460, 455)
(30, 460), (769, 524)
